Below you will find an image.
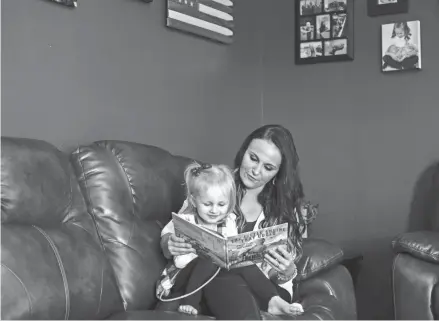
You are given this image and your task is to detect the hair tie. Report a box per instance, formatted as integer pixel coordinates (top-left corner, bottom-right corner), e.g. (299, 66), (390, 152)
(191, 163), (212, 177)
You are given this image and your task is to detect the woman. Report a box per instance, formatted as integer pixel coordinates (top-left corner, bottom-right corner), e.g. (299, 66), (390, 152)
(160, 124), (314, 319)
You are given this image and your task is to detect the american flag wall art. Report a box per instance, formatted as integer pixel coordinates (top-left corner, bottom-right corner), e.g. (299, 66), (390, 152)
(167, 0), (234, 44)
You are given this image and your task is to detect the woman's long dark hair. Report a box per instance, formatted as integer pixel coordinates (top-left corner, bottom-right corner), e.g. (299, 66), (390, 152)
(234, 124), (307, 261)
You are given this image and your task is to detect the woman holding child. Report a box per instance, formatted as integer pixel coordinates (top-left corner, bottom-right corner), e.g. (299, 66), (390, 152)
(159, 124), (314, 319)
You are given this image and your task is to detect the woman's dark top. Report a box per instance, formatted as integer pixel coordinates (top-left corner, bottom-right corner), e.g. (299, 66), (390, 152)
(241, 220), (257, 233)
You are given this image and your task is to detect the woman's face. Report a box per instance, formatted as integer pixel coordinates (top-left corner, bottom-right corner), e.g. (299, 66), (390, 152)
(239, 139), (282, 191)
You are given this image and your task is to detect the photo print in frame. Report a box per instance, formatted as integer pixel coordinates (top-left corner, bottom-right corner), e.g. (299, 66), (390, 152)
(368, 0), (409, 17)
(381, 20), (421, 72)
(295, 0), (354, 65)
(166, 0), (234, 44)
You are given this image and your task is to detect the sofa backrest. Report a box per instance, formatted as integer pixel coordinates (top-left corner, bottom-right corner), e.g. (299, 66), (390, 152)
(1, 137), (124, 320)
(407, 160), (439, 232)
(70, 140), (193, 311)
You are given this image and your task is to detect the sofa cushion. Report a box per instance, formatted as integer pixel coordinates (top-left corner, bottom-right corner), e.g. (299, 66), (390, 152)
(1, 137), (85, 227)
(1, 225), (123, 320)
(1, 137), (123, 320)
(295, 238), (344, 281)
(106, 310), (215, 320)
(392, 231), (439, 264)
(70, 140), (194, 311)
(392, 252), (439, 320)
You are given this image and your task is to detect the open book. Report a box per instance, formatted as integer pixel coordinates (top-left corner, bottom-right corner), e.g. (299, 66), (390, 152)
(172, 213), (289, 270)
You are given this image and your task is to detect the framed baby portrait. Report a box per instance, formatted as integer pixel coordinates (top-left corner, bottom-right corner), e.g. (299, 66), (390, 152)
(295, 0), (354, 65)
(381, 20), (421, 72)
(367, 0), (409, 17)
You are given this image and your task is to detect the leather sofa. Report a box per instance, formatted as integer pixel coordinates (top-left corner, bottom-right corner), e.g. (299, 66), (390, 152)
(391, 161), (439, 320)
(1, 137), (357, 320)
(392, 232), (439, 320)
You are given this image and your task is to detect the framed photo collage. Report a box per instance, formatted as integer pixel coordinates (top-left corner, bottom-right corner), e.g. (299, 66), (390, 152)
(295, 0), (354, 64)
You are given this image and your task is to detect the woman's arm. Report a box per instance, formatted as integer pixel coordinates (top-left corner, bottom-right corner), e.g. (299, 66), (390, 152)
(268, 267), (294, 285)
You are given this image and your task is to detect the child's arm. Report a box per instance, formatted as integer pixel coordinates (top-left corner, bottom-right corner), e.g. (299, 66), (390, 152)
(161, 220), (175, 237)
(174, 252), (198, 269)
(160, 210), (194, 259)
(220, 213), (238, 237)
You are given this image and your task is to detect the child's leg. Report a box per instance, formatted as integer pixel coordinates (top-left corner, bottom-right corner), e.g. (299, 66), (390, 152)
(401, 55), (419, 69)
(235, 265), (303, 316)
(172, 259), (198, 292)
(383, 55), (402, 69)
(180, 257), (220, 314)
(234, 265), (280, 310)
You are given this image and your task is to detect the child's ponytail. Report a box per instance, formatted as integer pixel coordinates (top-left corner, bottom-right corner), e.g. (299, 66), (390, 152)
(183, 162), (237, 216)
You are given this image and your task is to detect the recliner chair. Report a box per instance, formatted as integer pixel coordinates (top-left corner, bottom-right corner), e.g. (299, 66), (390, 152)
(391, 161), (439, 320)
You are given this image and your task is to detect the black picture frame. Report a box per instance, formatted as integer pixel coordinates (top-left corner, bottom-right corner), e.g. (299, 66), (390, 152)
(367, 0), (409, 17)
(295, 0), (354, 65)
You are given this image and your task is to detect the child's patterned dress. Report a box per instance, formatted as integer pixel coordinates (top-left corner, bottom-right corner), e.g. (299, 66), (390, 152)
(156, 200), (237, 299)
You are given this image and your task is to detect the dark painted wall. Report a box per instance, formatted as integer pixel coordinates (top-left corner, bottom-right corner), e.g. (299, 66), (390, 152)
(2, 0), (439, 319)
(259, 0), (439, 319)
(1, 0), (263, 162)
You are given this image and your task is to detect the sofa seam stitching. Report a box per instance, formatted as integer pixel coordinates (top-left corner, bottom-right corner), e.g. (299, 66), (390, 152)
(32, 225), (70, 320)
(396, 241), (439, 260)
(1, 263), (33, 317)
(111, 148), (136, 247)
(392, 253), (399, 319)
(297, 250), (344, 279)
(75, 146), (127, 310)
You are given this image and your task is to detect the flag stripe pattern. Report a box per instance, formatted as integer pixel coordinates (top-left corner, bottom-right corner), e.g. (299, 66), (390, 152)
(167, 0), (234, 44)
(211, 0), (233, 7)
(199, 0), (232, 15)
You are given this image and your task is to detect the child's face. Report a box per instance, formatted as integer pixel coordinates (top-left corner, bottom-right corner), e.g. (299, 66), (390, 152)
(394, 25), (405, 38)
(192, 186), (230, 224)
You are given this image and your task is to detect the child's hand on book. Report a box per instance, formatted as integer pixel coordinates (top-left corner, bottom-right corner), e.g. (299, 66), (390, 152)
(168, 234), (196, 256)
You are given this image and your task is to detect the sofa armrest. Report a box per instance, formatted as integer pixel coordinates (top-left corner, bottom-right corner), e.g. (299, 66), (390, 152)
(261, 264), (357, 320)
(296, 238), (344, 282)
(266, 239), (356, 320)
(392, 231), (439, 264)
(296, 264), (357, 320)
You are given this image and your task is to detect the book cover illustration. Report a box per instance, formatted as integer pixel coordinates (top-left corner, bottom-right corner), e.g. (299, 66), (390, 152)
(172, 213), (288, 269)
(172, 213), (228, 268)
(226, 224), (288, 268)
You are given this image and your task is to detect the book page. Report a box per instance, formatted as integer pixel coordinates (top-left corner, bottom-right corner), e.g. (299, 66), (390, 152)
(172, 213), (228, 268)
(226, 223), (289, 269)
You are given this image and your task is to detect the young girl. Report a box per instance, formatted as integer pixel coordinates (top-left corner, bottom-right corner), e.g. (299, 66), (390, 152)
(157, 162), (304, 316)
(382, 22), (419, 71)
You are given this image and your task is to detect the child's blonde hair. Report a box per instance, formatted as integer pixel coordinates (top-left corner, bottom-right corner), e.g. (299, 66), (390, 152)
(183, 162), (236, 215)
(392, 22), (412, 40)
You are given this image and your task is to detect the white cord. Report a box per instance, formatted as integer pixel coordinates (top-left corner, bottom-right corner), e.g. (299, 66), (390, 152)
(157, 266), (221, 302)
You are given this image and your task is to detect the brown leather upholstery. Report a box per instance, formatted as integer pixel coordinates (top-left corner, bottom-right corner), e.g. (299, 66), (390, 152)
(295, 238), (344, 282)
(393, 232), (439, 264)
(70, 141), (193, 311)
(1, 137), (357, 320)
(392, 232), (439, 320)
(392, 161), (439, 320)
(1, 138), (123, 320)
